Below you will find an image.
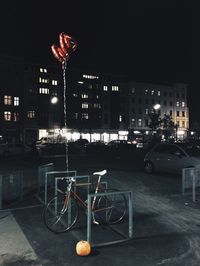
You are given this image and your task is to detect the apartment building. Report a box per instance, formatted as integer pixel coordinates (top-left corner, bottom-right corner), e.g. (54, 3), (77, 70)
(0, 56), (189, 143)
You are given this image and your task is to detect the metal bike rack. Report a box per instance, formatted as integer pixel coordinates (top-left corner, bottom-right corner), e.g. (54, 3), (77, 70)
(37, 163), (54, 195)
(87, 190), (133, 247)
(182, 167), (200, 202)
(54, 175), (108, 198)
(0, 171), (23, 209)
(43, 170), (77, 204)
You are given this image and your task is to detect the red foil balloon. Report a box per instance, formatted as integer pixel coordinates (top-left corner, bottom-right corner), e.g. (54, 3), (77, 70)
(59, 32), (78, 54)
(51, 33), (77, 64)
(51, 44), (68, 63)
(59, 32), (71, 53)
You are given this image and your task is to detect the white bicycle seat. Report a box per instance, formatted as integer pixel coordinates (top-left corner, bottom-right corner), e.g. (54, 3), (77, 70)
(93, 169), (107, 176)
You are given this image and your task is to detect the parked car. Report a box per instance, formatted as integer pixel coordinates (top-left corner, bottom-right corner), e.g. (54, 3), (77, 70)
(107, 140), (133, 152)
(84, 141), (108, 154)
(36, 141), (81, 156)
(0, 143), (31, 157)
(144, 143), (200, 174)
(136, 141), (150, 149)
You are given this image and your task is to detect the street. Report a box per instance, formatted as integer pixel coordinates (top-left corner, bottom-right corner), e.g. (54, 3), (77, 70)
(1, 150), (200, 265)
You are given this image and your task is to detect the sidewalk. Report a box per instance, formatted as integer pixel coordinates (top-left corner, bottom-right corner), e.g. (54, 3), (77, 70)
(0, 212), (39, 266)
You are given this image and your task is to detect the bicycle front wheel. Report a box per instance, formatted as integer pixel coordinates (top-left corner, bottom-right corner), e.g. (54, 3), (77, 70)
(94, 189), (127, 225)
(43, 193), (78, 233)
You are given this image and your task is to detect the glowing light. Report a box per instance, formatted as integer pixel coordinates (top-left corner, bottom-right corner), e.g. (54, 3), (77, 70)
(51, 96), (58, 104)
(118, 131), (128, 135)
(177, 130), (184, 135)
(153, 104), (161, 110)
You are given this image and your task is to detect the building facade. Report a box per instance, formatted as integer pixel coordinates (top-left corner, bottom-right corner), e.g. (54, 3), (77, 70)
(127, 81), (189, 139)
(0, 56), (189, 144)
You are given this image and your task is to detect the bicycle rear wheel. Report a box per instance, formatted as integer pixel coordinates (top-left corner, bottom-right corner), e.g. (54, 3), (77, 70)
(43, 193), (78, 233)
(94, 188), (127, 225)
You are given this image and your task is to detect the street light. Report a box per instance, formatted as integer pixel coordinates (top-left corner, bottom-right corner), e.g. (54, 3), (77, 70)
(51, 96), (58, 104)
(153, 103), (161, 111)
(149, 103), (161, 132)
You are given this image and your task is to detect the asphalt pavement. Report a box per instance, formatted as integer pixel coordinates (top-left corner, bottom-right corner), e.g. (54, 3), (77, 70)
(1, 152), (200, 265)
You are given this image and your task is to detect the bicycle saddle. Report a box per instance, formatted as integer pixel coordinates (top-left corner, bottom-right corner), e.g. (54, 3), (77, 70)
(93, 169), (107, 176)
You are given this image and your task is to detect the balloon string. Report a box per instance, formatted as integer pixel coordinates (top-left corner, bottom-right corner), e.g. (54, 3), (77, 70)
(62, 61), (69, 174)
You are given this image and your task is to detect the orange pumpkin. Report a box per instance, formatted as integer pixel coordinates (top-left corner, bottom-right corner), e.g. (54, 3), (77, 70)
(76, 240), (91, 256)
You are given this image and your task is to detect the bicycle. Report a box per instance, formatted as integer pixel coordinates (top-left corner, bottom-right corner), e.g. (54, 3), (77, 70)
(43, 169), (127, 233)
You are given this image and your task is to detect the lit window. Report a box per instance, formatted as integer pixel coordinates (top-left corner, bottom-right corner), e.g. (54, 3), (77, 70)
(103, 86), (108, 91)
(96, 95), (100, 99)
(27, 111), (35, 118)
(40, 68), (47, 73)
(4, 95), (12, 105)
(182, 102), (185, 107)
(119, 115), (122, 122)
(151, 90), (154, 95)
(112, 86), (119, 91)
(52, 80), (58, 85)
(145, 89), (148, 94)
(176, 102), (180, 107)
(131, 88), (135, 94)
(73, 113), (78, 119)
(82, 113), (89, 119)
(39, 88), (49, 94)
(81, 94), (88, 99)
(73, 93), (78, 97)
(83, 74), (99, 79)
(13, 112), (19, 122)
(131, 118), (136, 127)
(82, 103), (88, 109)
(88, 84), (92, 89)
(145, 109), (149, 115)
(157, 91), (161, 96)
(14, 97), (19, 106)
(4, 111), (11, 121)
(138, 118), (142, 127)
(94, 103), (101, 109)
(39, 78), (49, 83)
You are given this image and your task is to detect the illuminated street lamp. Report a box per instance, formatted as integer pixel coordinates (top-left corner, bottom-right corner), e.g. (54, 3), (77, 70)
(51, 96), (58, 104)
(153, 103), (161, 111)
(149, 104), (161, 132)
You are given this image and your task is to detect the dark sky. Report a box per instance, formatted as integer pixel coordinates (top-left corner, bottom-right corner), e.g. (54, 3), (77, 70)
(0, 0), (197, 122)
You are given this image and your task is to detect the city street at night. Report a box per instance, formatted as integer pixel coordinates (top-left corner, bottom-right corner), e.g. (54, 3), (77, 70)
(0, 1), (197, 265)
(1, 150), (200, 266)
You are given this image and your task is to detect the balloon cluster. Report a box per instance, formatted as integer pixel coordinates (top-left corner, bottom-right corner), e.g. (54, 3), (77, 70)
(51, 32), (77, 64)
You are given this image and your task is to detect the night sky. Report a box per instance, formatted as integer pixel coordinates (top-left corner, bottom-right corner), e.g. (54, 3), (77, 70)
(0, 1), (196, 123)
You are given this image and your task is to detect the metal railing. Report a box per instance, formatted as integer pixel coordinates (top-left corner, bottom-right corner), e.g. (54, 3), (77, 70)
(182, 167), (200, 202)
(0, 171), (23, 209)
(87, 190), (133, 247)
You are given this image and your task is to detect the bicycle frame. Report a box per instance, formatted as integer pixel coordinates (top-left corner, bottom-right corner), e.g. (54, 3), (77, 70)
(66, 174), (104, 212)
